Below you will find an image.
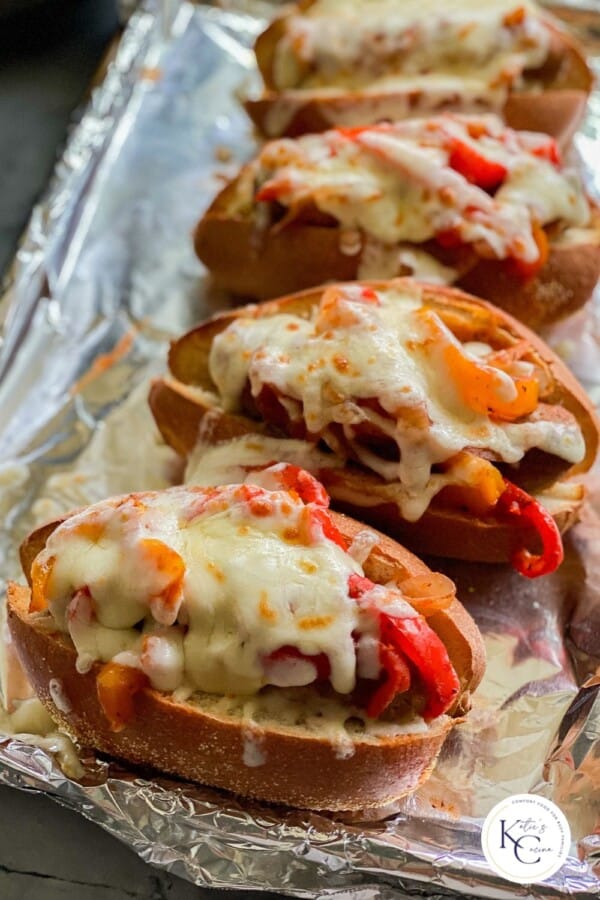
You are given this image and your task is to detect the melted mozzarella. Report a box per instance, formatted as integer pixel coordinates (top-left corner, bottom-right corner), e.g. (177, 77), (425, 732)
(185, 433), (456, 524)
(180, 506), (361, 695)
(253, 116), (590, 267)
(359, 241), (458, 283)
(186, 433), (344, 486)
(0, 697), (84, 779)
(272, 0), (550, 94)
(36, 483), (404, 698)
(207, 285), (585, 520)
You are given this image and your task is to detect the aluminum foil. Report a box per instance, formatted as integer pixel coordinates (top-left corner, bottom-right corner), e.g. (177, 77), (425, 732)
(1, 2), (600, 897)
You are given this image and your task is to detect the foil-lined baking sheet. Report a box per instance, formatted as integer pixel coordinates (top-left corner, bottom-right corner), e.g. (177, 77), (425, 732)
(0, 2), (600, 897)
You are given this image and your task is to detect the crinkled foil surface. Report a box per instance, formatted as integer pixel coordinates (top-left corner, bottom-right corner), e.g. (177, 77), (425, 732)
(0, 2), (599, 897)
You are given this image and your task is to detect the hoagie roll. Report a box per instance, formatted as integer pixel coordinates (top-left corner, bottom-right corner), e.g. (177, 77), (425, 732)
(8, 468), (485, 811)
(150, 279), (599, 575)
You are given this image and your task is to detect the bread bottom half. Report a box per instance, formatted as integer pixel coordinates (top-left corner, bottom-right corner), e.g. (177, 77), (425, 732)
(7, 582), (456, 811)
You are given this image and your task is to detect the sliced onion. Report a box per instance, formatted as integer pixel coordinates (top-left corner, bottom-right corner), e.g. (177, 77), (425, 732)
(398, 573), (455, 616)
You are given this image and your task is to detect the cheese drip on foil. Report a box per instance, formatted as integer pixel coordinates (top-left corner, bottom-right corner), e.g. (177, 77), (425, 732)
(33, 483), (416, 698)
(271, 0), (551, 95)
(208, 284), (585, 521)
(251, 115), (589, 268)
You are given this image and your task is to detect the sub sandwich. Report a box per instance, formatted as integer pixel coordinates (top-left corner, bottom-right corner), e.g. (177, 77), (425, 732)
(247, 0), (592, 143)
(195, 115), (600, 328)
(7, 468), (485, 811)
(149, 279), (600, 575)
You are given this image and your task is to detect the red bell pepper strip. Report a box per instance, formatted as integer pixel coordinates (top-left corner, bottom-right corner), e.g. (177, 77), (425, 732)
(255, 179), (293, 203)
(309, 507), (348, 550)
(507, 222), (549, 281)
(435, 227), (464, 250)
(448, 139), (507, 191)
(360, 286), (380, 303)
(236, 467), (345, 550)
(348, 573), (375, 599)
(338, 122), (508, 192)
(531, 138), (561, 166)
(264, 570), (460, 718)
(378, 613), (460, 721)
(348, 574), (460, 720)
(496, 480), (564, 577)
(335, 124), (392, 140)
(272, 463), (330, 507)
(365, 643), (411, 719)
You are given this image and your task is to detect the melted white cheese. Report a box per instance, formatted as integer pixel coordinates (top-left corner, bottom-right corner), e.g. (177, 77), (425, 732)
(48, 678), (72, 714)
(180, 503), (361, 695)
(272, 0), (550, 96)
(185, 433), (448, 525)
(253, 116), (590, 267)
(359, 241), (458, 283)
(0, 697), (84, 779)
(242, 729), (267, 766)
(207, 284), (585, 520)
(35, 482), (414, 699)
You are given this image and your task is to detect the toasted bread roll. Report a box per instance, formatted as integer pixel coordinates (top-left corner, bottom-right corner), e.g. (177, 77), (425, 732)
(194, 116), (600, 328)
(7, 478), (485, 811)
(149, 279), (600, 573)
(247, 0), (592, 144)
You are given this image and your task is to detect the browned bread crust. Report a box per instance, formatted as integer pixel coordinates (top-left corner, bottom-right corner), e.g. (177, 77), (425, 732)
(148, 280), (600, 563)
(193, 169), (600, 329)
(8, 508), (485, 811)
(246, 88), (590, 148)
(248, 11), (592, 144)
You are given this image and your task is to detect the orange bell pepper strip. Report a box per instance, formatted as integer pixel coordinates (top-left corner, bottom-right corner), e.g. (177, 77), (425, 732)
(138, 538), (185, 626)
(29, 554), (55, 612)
(503, 5), (526, 27)
(443, 342), (539, 421)
(508, 222), (549, 282)
(418, 308), (539, 421)
(437, 451), (505, 516)
(96, 662), (149, 733)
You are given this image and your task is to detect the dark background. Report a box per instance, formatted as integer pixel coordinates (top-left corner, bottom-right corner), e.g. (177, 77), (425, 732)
(0, 0), (119, 276)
